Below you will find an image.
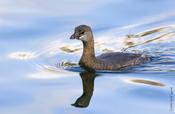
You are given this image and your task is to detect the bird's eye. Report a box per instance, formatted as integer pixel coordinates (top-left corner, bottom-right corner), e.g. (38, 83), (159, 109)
(79, 30), (84, 34)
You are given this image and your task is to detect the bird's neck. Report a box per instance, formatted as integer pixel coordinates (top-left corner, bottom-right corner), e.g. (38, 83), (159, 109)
(82, 39), (96, 59)
(79, 38), (97, 67)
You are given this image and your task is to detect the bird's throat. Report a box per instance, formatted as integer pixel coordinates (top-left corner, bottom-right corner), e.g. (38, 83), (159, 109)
(79, 40), (96, 66)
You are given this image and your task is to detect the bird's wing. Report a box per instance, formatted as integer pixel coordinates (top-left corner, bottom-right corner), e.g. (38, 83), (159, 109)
(97, 52), (142, 64)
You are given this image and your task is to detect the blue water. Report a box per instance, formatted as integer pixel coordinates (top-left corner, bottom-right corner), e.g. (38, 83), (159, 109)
(1, 0), (175, 114)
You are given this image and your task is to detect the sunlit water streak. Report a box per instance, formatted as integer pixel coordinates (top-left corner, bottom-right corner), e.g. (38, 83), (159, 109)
(8, 51), (37, 60)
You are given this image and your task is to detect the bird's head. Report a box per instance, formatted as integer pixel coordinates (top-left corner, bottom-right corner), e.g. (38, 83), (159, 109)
(70, 25), (93, 42)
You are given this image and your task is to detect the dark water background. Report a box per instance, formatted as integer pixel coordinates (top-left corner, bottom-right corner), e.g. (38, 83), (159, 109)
(1, 0), (175, 114)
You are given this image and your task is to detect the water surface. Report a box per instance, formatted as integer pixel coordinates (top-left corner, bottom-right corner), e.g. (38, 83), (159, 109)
(1, 0), (175, 114)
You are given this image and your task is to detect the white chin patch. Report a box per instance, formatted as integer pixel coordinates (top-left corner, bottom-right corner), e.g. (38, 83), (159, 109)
(79, 35), (87, 41)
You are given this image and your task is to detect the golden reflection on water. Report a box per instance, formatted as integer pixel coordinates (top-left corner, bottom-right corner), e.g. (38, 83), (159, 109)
(126, 26), (167, 38)
(123, 25), (175, 50)
(60, 46), (81, 53)
(102, 48), (114, 53)
(127, 78), (165, 87)
(58, 61), (77, 67)
(8, 51), (36, 60)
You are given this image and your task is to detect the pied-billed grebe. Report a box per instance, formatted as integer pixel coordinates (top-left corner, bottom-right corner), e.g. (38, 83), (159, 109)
(70, 25), (150, 71)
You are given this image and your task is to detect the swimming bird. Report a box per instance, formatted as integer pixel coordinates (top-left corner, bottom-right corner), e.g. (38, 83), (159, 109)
(70, 25), (150, 71)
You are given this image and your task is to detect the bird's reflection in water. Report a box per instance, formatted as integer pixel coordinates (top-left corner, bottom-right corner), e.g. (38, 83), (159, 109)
(72, 71), (97, 108)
